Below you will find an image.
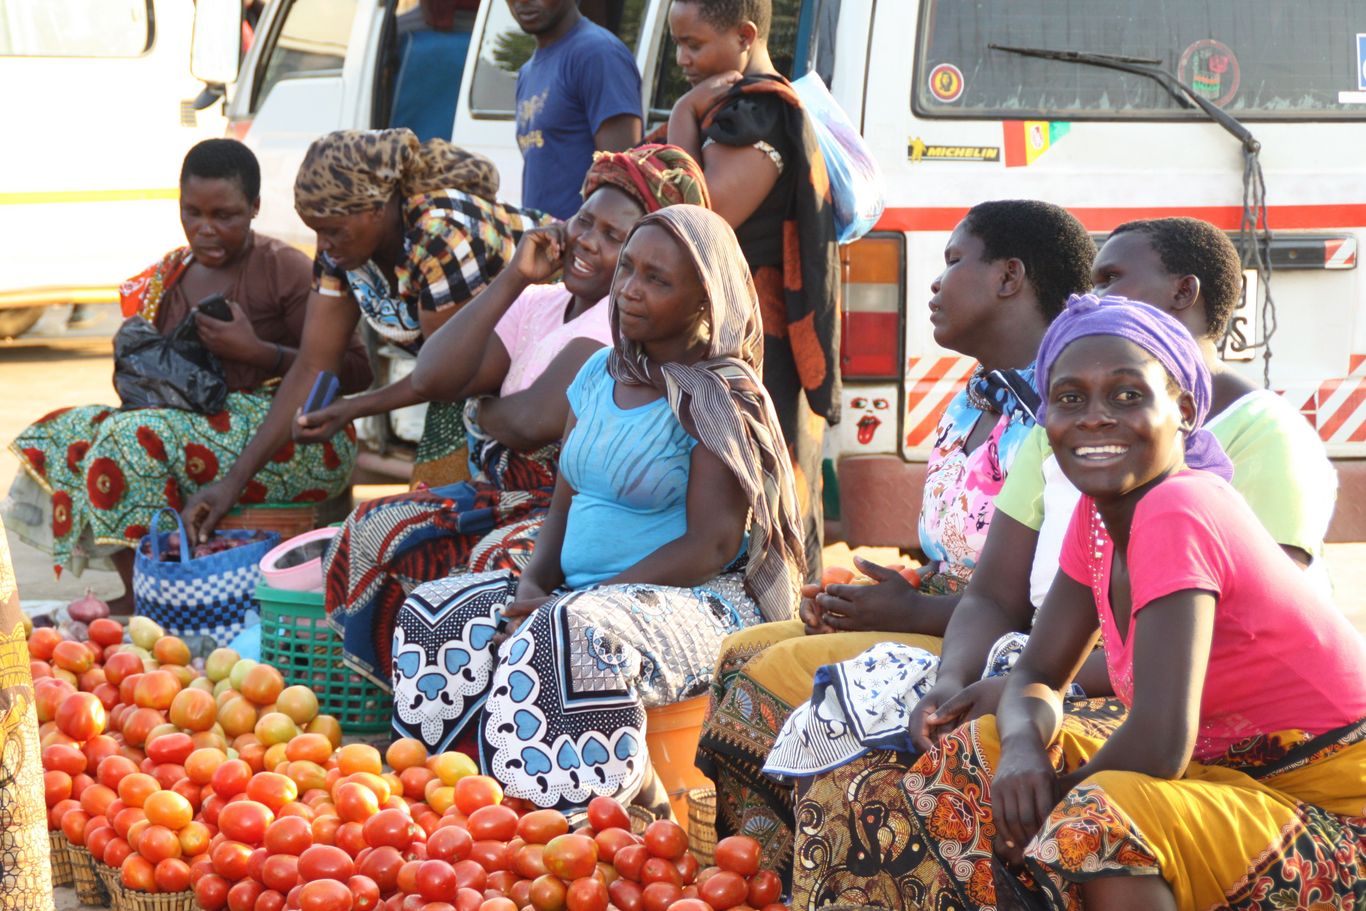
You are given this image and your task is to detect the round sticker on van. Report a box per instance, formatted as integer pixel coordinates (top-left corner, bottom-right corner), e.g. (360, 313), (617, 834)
(928, 63), (965, 104)
(1178, 39), (1240, 108)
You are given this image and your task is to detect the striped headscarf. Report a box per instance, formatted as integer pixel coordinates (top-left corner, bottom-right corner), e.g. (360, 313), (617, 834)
(608, 205), (805, 622)
(294, 129), (500, 219)
(581, 144), (711, 213)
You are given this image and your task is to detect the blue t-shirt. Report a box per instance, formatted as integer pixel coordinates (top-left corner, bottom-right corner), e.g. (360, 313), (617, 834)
(558, 349), (698, 588)
(390, 28), (471, 142)
(515, 18), (642, 220)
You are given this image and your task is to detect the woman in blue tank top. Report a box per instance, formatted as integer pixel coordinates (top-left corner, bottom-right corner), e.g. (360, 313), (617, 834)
(390, 205), (805, 814)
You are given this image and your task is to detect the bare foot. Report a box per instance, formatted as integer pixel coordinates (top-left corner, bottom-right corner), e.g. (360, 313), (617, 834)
(106, 592), (135, 617)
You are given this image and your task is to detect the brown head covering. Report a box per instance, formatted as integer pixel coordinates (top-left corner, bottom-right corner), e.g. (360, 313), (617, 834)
(294, 129), (499, 219)
(581, 144), (710, 213)
(608, 205), (804, 622)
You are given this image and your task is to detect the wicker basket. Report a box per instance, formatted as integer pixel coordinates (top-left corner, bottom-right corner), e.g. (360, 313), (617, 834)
(687, 787), (718, 865)
(627, 805), (655, 835)
(68, 843), (110, 906)
(118, 889), (196, 911)
(48, 830), (74, 887)
(95, 860), (129, 911)
(218, 494), (352, 538)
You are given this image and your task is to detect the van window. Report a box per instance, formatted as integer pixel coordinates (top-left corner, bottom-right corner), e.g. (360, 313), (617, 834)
(469, 1), (648, 118)
(252, 0), (356, 113)
(0, 0), (151, 57)
(648, 0), (808, 122)
(915, 0), (1366, 120)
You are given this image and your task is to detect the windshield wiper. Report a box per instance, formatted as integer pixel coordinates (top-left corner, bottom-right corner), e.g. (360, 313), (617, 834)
(989, 43), (1258, 152)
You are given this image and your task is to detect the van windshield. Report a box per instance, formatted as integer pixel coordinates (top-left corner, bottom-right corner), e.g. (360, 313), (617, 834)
(915, 0), (1366, 120)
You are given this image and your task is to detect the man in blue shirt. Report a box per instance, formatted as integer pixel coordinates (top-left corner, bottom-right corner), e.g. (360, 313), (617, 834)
(510, 0), (643, 219)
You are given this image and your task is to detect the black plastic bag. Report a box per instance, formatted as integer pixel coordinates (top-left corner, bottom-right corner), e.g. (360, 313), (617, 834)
(113, 314), (228, 413)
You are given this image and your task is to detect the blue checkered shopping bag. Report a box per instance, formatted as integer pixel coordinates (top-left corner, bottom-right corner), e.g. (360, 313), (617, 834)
(132, 508), (279, 646)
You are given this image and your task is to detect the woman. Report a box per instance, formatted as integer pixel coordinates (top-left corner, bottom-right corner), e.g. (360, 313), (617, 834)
(6, 139), (370, 612)
(391, 205), (805, 815)
(900, 296), (1366, 910)
(695, 200), (1095, 872)
(665, 0), (839, 573)
(183, 129), (552, 540)
(322, 145), (710, 690)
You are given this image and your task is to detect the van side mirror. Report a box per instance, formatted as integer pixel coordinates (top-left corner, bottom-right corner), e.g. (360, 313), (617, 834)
(191, 0), (243, 87)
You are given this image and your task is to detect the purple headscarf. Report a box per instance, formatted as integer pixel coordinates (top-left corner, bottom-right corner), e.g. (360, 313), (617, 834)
(1034, 293), (1234, 481)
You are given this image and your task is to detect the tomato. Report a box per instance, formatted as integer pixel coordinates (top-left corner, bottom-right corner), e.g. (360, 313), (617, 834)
(607, 879), (642, 911)
(261, 815), (313, 857)
(453, 776), (503, 816)
(592, 828), (636, 864)
(43, 770), (72, 807)
(218, 800), (274, 845)
(412, 860), (457, 902)
(465, 804), (518, 843)
(261, 854), (301, 893)
(210, 759), (253, 797)
(674, 853), (699, 885)
(143, 789), (193, 829)
(426, 824), (473, 864)
(396, 860), (422, 895)
(56, 692), (106, 741)
(336, 821), (369, 858)
(666, 902), (711, 911)
(103, 837), (133, 868)
(257, 890), (287, 911)
(357, 845), (404, 894)
(298, 844), (356, 883)
(455, 888), (485, 911)
(582, 796), (628, 833)
(639, 882), (682, 911)
(713, 836), (761, 877)
(247, 771), (300, 813)
(468, 839), (509, 873)
(299, 879), (354, 911)
(154, 857), (192, 892)
(179, 820), (212, 857)
(612, 844), (648, 882)
(121, 853), (157, 893)
(195, 873), (231, 911)
(139, 824), (183, 863)
(511, 843), (548, 879)
(641, 821), (688, 861)
(524, 875), (565, 911)
(747, 871), (781, 907)
(61, 809), (90, 845)
(699, 871), (748, 910)
(335, 782), (381, 823)
(544, 834), (598, 881)
(42, 743), (86, 776)
(509, 878), (533, 908)
(516, 809), (569, 845)
(227, 879), (264, 911)
(86, 824), (116, 861)
(145, 731), (195, 765)
(565, 876), (608, 911)
(640, 857), (682, 888)
(96, 754), (138, 791)
(451, 859), (488, 892)
(363, 807), (418, 851)
(247, 847), (270, 884)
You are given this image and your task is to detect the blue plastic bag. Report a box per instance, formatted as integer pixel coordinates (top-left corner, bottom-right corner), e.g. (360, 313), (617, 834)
(792, 72), (886, 244)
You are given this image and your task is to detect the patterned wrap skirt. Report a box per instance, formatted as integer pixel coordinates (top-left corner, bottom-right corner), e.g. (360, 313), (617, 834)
(392, 569), (761, 811)
(0, 518), (55, 909)
(5, 390), (355, 576)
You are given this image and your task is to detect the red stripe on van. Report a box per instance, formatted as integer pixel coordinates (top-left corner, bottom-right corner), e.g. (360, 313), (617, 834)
(875, 204), (1366, 233)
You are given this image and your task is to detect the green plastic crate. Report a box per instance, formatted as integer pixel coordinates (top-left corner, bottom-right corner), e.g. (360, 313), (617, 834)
(256, 582), (389, 734)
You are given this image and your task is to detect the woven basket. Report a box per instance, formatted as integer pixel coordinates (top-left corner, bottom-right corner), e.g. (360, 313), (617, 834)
(95, 860), (130, 911)
(687, 787), (718, 865)
(219, 493), (352, 538)
(68, 843), (110, 906)
(627, 805), (655, 835)
(48, 830), (74, 887)
(119, 889), (196, 911)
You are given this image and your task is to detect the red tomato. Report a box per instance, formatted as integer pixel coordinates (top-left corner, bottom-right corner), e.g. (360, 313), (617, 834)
(121, 853), (157, 893)
(154, 857), (192, 893)
(511, 843), (548, 880)
(357, 845), (405, 894)
(42, 743), (87, 776)
(486, 870), (519, 896)
(666, 902), (712, 911)
(641, 821), (688, 861)
(564, 876), (608, 911)
(335, 782), (381, 823)
(103, 837), (133, 868)
(210, 840), (254, 881)
(455, 888), (485, 911)
(363, 808), (418, 851)
(247, 772), (299, 813)
(56, 692), (107, 742)
(713, 837), (761, 877)
(299, 879), (355, 911)
(639, 882), (682, 911)
(479, 899), (518, 911)
(592, 828), (636, 864)
(194, 873), (231, 911)
(698, 871), (748, 910)
(257, 890), (287, 911)
(528, 874), (568, 911)
(262, 854), (301, 893)
(516, 809), (569, 845)
(336, 821), (369, 858)
(415, 860), (458, 902)
(145, 732), (194, 766)
(452, 776), (503, 816)
(674, 853), (699, 885)
(612, 844), (648, 882)
(299, 845), (357, 883)
(544, 834), (598, 881)
(349, 874), (381, 911)
(218, 800), (274, 845)
(265, 815), (315, 857)
(747, 870), (782, 907)
(585, 797), (631, 833)
(425, 825), (473, 864)
(451, 859), (488, 892)
(640, 857), (682, 888)
(606, 879), (642, 911)
(465, 804), (518, 843)
(470, 839), (510, 873)
(210, 759), (253, 798)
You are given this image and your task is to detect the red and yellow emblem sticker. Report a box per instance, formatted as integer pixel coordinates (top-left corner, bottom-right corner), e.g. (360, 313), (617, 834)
(928, 63), (965, 103)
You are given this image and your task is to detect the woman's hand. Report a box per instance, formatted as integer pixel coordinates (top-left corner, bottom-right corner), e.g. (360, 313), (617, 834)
(182, 480), (242, 544)
(683, 71), (744, 118)
(493, 590), (553, 649)
(798, 583), (834, 635)
(992, 734), (1060, 865)
(508, 224), (569, 285)
(817, 558), (916, 632)
(293, 398), (354, 444)
(195, 299), (266, 365)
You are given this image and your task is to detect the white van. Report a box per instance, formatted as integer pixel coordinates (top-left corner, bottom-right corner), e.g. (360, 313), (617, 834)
(0, 0), (236, 338)
(230, 0), (1366, 543)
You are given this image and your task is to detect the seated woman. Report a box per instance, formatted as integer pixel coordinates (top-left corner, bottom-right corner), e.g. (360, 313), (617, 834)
(695, 200), (1095, 871)
(321, 145), (710, 690)
(5, 139), (370, 613)
(390, 205), (806, 815)
(183, 129), (552, 540)
(899, 296), (1366, 911)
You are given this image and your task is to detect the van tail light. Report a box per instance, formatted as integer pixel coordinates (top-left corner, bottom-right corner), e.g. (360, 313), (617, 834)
(227, 117), (253, 140)
(840, 234), (903, 379)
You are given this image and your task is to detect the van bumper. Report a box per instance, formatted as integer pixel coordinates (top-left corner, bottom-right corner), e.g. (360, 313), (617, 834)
(834, 455), (926, 551)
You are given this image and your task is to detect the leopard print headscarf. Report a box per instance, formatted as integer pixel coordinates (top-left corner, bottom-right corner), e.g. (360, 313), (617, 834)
(294, 129), (500, 219)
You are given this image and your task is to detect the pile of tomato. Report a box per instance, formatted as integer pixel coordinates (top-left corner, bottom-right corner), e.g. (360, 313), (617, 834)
(31, 618), (791, 911)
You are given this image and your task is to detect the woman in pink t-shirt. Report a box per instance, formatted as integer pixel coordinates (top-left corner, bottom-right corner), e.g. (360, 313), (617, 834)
(897, 296), (1366, 911)
(321, 146), (710, 691)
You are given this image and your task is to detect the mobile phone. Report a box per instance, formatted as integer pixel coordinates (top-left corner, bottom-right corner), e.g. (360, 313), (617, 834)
(303, 371), (340, 415)
(197, 293), (232, 321)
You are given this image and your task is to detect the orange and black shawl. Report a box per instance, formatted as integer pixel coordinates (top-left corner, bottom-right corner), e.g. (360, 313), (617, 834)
(702, 74), (842, 426)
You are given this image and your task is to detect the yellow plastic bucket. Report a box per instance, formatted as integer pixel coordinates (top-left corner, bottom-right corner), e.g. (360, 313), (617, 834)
(645, 695), (713, 824)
